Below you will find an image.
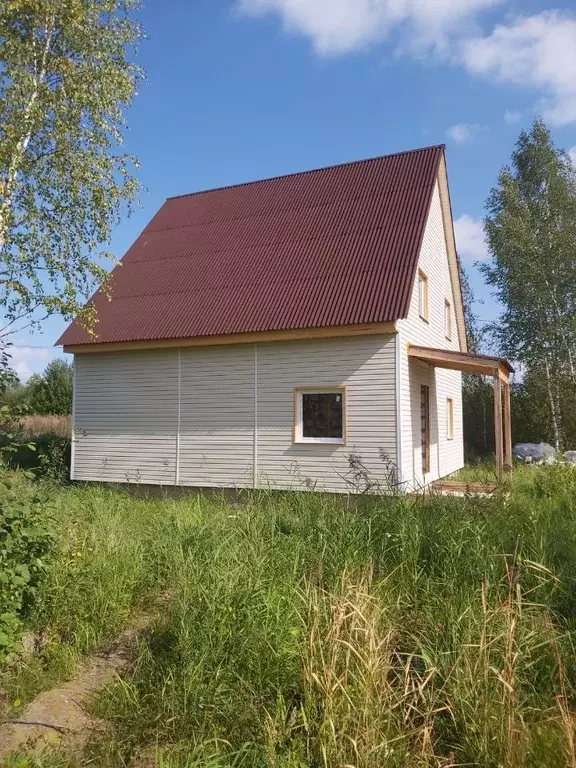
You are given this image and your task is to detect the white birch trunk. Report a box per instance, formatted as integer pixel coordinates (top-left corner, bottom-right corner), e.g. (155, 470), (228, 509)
(544, 355), (561, 451)
(0, 18), (54, 250)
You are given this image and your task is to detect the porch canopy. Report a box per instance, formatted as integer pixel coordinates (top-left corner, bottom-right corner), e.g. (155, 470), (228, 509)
(408, 345), (515, 480)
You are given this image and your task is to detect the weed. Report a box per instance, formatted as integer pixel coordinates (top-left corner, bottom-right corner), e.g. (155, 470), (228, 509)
(0, 474), (54, 658)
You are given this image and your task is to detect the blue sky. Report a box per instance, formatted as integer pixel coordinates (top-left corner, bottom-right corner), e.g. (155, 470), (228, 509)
(11, 0), (576, 379)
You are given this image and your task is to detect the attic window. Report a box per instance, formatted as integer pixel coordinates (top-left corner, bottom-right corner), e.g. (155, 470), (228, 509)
(418, 270), (429, 322)
(445, 299), (452, 340)
(294, 388), (346, 444)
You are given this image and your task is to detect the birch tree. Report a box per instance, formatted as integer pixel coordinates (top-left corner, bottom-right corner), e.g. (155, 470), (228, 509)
(481, 119), (576, 449)
(0, 0), (142, 335)
(460, 262), (495, 458)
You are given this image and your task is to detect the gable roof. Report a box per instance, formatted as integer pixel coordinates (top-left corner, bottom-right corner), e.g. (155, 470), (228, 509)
(58, 144), (445, 348)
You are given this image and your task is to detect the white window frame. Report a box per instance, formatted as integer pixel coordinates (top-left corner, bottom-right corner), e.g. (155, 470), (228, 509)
(418, 269), (429, 322)
(445, 299), (452, 341)
(294, 387), (346, 445)
(446, 397), (454, 440)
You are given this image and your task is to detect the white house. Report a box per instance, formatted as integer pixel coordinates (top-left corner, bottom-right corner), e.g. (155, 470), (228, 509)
(59, 145), (513, 492)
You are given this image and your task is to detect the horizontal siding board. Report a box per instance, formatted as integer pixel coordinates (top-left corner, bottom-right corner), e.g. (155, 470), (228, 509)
(178, 345), (254, 488)
(73, 350), (178, 484)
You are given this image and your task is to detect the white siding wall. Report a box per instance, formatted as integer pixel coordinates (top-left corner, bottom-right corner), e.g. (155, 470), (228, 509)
(179, 345), (255, 488)
(257, 335), (396, 492)
(73, 350), (178, 484)
(72, 334), (397, 493)
(396, 180), (464, 489)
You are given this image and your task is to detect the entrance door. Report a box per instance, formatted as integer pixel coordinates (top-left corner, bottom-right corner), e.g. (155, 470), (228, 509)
(420, 385), (430, 475)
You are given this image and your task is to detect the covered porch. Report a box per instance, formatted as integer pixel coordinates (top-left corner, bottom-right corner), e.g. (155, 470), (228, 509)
(408, 345), (515, 485)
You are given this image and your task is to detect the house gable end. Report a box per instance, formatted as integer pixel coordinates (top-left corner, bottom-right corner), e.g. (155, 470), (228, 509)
(398, 165), (467, 352)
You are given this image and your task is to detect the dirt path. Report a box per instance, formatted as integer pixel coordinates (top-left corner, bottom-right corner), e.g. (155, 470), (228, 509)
(0, 613), (154, 763)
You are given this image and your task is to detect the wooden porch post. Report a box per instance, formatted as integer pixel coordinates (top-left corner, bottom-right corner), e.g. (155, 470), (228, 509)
(502, 376), (513, 473)
(494, 373), (504, 481)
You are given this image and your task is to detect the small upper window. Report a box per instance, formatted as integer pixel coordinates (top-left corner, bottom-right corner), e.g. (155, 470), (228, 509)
(294, 388), (345, 444)
(445, 299), (452, 340)
(418, 270), (429, 322)
(447, 397), (455, 440)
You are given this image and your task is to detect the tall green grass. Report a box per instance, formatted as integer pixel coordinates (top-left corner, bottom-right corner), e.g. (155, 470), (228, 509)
(3, 467), (576, 766)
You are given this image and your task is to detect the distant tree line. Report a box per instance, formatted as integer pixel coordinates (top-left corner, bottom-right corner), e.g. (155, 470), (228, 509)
(463, 119), (576, 457)
(3, 359), (72, 416)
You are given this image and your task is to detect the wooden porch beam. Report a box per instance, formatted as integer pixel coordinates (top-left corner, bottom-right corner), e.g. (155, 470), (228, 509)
(503, 380), (513, 473)
(407, 346), (514, 376)
(494, 374), (504, 482)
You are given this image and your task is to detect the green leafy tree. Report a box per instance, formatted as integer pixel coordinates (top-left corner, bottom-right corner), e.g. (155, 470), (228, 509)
(27, 358), (72, 414)
(459, 262), (494, 459)
(481, 119), (576, 449)
(0, 0), (143, 336)
(0, 343), (19, 395)
(459, 261), (481, 355)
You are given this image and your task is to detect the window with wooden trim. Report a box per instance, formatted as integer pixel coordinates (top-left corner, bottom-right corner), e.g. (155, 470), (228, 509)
(418, 270), (429, 322)
(420, 385), (430, 474)
(294, 388), (346, 444)
(446, 397), (454, 440)
(445, 299), (452, 340)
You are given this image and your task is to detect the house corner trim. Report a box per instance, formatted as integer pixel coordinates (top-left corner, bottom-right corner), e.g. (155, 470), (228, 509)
(395, 333), (404, 491)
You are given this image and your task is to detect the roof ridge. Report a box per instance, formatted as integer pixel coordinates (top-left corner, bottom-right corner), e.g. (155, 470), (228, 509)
(166, 144), (445, 202)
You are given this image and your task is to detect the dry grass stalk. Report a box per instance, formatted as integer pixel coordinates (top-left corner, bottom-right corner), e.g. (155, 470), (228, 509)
(303, 568), (440, 768)
(19, 414), (71, 438)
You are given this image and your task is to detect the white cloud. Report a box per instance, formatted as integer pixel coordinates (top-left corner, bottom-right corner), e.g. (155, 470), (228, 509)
(446, 123), (484, 143)
(9, 347), (48, 383)
(568, 145), (576, 165)
(454, 214), (489, 262)
(237, 0), (503, 55)
(504, 109), (522, 124)
(238, 4), (576, 127)
(461, 11), (576, 126)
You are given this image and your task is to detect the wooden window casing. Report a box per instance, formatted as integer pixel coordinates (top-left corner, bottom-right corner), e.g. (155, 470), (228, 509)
(420, 384), (431, 474)
(445, 299), (452, 341)
(418, 270), (429, 322)
(293, 387), (347, 445)
(446, 397), (454, 440)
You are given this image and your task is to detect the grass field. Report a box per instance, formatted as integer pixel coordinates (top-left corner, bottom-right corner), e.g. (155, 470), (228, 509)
(3, 466), (576, 766)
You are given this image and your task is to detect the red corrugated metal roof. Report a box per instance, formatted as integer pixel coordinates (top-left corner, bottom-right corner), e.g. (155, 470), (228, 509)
(58, 144), (445, 347)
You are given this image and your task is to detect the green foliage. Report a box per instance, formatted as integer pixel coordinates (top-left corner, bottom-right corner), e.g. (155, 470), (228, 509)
(463, 376), (571, 459)
(25, 360), (72, 415)
(35, 436), (70, 482)
(0, 0), (143, 329)
(481, 119), (576, 449)
(462, 375), (494, 459)
(4, 434), (71, 481)
(0, 344), (19, 395)
(1, 357), (72, 420)
(2, 475), (576, 766)
(459, 261), (481, 355)
(2, 382), (29, 410)
(0, 474), (54, 659)
(0, 404), (35, 464)
(0, 359), (71, 475)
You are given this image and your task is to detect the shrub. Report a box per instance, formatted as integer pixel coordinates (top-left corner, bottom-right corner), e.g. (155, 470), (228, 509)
(2, 414), (71, 481)
(25, 361), (72, 416)
(0, 474), (54, 658)
(36, 438), (71, 483)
